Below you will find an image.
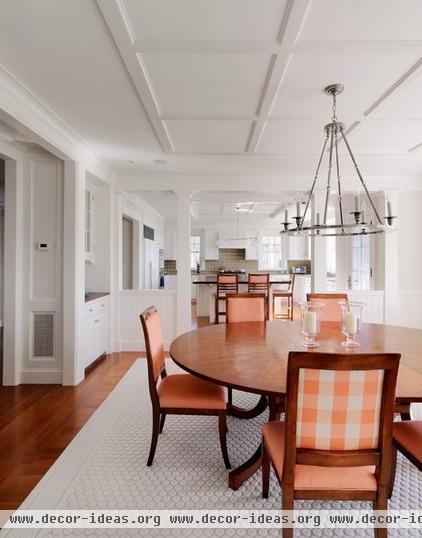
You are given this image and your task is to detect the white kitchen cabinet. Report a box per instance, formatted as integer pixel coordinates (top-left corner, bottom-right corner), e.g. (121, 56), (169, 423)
(245, 241), (259, 260)
(164, 228), (176, 260)
(164, 275), (177, 290)
(85, 188), (95, 263)
(81, 296), (109, 370)
(204, 230), (219, 260)
(191, 275), (198, 299)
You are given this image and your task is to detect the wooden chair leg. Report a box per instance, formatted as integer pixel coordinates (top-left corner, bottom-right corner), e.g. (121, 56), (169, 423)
(228, 387), (233, 407)
(159, 412), (166, 434)
(215, 296), (219, 324)
(262, 442), (270, 498)
(282, 488), (294, 538)
(218, 410), (231, 469)
(147, 409), (160, 466)
(373, 494), (388, 538)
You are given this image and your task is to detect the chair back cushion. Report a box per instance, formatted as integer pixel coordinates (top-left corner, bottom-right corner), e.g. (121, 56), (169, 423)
(296, 368), (384, 450)
(308, 293), (348, 322)
(226, 293), (266, 322)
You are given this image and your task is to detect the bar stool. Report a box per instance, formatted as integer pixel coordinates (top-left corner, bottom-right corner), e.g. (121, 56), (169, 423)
(272, 274), (295, 320)
(214, 273), (238, 324)
(248, 273), (270, 320)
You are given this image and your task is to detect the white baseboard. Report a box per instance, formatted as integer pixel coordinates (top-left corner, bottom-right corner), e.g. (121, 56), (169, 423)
(20, 369), (63, 384)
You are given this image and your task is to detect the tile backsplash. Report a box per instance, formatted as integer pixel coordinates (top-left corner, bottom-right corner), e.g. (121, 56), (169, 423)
(204, 249), (258, 272)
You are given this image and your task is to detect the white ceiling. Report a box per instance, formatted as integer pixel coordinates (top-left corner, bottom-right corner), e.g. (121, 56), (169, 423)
(0, 0), (422, 186)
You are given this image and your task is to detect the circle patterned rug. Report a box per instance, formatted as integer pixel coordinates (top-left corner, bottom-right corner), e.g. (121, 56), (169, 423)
(9, 360), (422, 537)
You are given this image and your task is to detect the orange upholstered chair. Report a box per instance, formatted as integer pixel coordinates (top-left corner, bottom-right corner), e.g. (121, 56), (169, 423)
(262, 351), (400, 538)
(307, 292), (348, 322)
(393, 420), (422, 471)
(140, 306), (230, 469)
(215, 273), (239, 324)
(226, 293), (267, 323)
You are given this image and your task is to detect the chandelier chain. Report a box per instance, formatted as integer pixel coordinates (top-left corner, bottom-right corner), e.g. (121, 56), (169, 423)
(332, 92), (337, 122)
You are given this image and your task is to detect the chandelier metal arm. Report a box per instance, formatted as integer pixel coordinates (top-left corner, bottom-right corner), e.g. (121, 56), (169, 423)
(334, 133), (344, 227)
(323, 127), (335, 225)
(340, 128), (384, 225)
(299, 132), (329, 229)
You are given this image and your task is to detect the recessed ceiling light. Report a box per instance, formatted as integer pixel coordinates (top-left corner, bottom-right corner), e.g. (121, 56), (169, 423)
(153, 159), (168, 165)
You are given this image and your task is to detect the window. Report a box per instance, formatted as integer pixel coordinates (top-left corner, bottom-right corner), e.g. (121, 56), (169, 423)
(261, 235), (282, 269)
(352, 234), (370, 290)
(190, 236), (201, 269)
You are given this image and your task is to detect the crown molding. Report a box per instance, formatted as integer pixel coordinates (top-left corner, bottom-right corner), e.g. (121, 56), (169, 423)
(0, 64), (116, 184)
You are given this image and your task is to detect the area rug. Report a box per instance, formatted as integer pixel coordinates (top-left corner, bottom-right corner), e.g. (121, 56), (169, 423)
(3, 359), (421, 537)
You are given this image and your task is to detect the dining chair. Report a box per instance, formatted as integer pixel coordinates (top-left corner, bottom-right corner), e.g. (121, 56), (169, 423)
(248, 273), (270, 319)
(262, 351), (401, 538)
(307, 292), (348, 322)
(226, 292), (267, 323)
(140, 306), (231, 469)
(273, 274), (295, 321)
(393, 420), (422, 471)
(215, 273), (239, 324)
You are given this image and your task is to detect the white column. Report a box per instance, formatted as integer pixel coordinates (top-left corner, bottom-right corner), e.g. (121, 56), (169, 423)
(175, 191), (192, 335)
(311, 192), (328, 292)
(62, 160), (85, 385)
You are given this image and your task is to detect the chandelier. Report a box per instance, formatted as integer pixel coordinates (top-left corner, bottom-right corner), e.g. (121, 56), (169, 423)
(280, 84), (397, 237)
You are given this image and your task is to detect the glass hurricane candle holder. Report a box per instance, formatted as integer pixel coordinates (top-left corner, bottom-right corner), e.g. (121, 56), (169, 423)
(338, 301), (365, 347)
(300, 302), (324, 348)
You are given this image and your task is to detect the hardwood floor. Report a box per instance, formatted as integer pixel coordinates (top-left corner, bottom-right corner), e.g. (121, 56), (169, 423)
(0, 352), (141, 509)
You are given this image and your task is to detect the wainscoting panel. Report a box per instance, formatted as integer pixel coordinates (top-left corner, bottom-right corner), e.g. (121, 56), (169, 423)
(119, 290), (177, 351)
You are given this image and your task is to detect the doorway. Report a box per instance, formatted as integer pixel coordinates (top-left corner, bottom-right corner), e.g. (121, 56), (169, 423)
(122, 216), (133, 290)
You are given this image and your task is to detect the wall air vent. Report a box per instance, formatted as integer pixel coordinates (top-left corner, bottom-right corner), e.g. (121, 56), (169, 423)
(33, 312), (55, 358)
(143, 225), (154, 241)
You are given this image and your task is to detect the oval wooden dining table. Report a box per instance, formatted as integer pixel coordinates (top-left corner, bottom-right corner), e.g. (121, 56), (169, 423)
(169, 320), (422, 490)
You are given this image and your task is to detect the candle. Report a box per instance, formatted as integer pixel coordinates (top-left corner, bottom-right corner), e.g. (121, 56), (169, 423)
(304, 311), (317, 334)
(361, 211), (365, 223)
(284, 209), (288, 222)
(316, 212), (320, 226)
(387, 201), (392, 217)
(354, 194), (360, 213)
(344, 312), (358, 334)
(296, 202), (301, 217)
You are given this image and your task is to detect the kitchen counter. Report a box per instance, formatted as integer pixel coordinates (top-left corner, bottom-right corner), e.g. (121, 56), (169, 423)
(193, 274), (297, 284)
(85, 292), (110, 303)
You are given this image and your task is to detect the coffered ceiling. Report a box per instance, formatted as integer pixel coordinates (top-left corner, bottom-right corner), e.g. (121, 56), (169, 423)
(1, 0), (422, 187)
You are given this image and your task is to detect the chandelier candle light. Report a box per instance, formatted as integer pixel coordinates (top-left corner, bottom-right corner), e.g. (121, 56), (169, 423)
(280, 84), (398, 237)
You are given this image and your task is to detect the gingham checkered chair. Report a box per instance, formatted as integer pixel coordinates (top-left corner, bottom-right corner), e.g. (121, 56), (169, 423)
(262, 352), (400, 538)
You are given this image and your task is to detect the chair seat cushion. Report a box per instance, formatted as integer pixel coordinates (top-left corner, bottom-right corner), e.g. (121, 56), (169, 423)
(393, 420), (422, 466)
(158, 374), (226, 410)
(262, 421), (377, 491)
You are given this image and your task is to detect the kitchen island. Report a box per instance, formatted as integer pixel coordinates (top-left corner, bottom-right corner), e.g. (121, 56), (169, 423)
(193, 273), (311, 320)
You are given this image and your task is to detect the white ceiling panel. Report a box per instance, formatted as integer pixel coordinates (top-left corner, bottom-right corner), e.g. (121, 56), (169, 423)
(122, 0), (287, 42)
(257, 119), (325, 154)
(271, 53), (420, 118)
(346, 120), (422, 153)
(165, 120), (251, 153)
(142, 53), (271, 115)
(300, 0), (422, 41)
(373, 73), (422, 118)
